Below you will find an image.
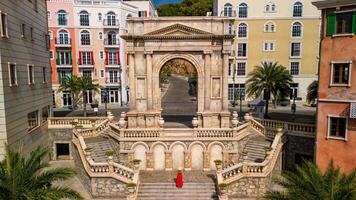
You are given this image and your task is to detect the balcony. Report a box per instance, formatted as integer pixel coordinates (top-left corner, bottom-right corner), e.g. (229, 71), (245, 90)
(78, 61), (94, 68)
(104, 39), (120, 48)
(105, 60), (120, 68)
(103, 19), (120, 28)
(220, 10), (237, 17)
(55, 38), (71, 47)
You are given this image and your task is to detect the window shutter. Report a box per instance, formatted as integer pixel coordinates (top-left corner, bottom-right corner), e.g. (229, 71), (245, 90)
(144, 11), (147, 17)
(326, 14), (336, 36)
(69, 51), (72, 65)
(117, 51), (120, 65)
(56, 52), (60, 65)
(353, 12), (356, 34)
(105, 51), (108, 65)
(78, 51), (82, 65)
(90, 52), (94, 64)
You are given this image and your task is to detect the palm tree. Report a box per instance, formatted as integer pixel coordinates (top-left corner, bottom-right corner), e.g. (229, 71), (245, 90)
(0, 144), (83, 200)
(307, 80), (318, 106)
(77, 76), (100, 117)
(246, 62), (293, 118)
(263, 160), (356, 200)
(58, 75), (81, 110)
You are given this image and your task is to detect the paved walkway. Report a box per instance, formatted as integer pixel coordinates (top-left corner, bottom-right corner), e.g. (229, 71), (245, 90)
(140, 171), (215, 183)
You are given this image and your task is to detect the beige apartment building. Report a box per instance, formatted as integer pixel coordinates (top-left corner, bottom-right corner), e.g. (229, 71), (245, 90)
(0, 0), (52, 158)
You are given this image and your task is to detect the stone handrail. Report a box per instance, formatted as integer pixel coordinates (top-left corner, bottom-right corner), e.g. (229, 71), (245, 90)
(73, 119), (110, 138)
(249, 118), (266, 136)
(122, 129), (162, 138)
(48, 117), (108, 128)
(195, 129), (234, 138)
(218, 130), (284, 184)
(72, 133), (138, 184)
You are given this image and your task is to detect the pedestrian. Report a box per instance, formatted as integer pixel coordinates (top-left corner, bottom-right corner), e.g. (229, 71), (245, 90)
(176, 167), (183, 188)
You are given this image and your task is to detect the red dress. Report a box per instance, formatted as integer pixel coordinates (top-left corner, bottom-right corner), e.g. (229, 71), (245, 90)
(176, 170), (183, 188)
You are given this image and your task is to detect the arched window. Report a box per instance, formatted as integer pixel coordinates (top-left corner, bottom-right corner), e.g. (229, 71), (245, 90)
(48, 31), (53, 39)
(238, 3), (248, 18)
(80, 30), (90, 45)
(57, 10), (67, 26)
(271, 4), (276, 11)
(107, 12), (116, 26)
(58, 30), (69, 44)
(98, 13), (102, 21)
(238, 23), (247, 38)
(264, 21), (276, 32)
(79, 11), (89, 26)
(228, 22), (233, 34)
(107, 31), (118, 45)
(291, 22), (302, 37)
(98, 32), (103, 40)
(265, 2), (276, 12)
(293, 2), (303, 17)
(223, 3), (233, 17)
(265, 5), (270, 12)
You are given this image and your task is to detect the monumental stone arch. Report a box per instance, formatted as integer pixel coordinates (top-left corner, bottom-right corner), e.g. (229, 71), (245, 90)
(122, 17), (234, 129)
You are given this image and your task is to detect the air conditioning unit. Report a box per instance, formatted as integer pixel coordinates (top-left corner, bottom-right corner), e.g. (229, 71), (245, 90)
(350, 102), (356, 119)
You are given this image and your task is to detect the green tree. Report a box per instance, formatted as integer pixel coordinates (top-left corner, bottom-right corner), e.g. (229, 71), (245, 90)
(263, 160), (356, 200)
(0, 144), (83, 200)
(77, 76), (101, 117)
(157, 0), (212, 16)
(246, 62), (293, 118)
(57, 76), (81, 110)
(307, 80), (318, 106)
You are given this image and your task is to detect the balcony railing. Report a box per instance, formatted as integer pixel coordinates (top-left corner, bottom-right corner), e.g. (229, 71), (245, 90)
(55, 38), (71, 47)
(104, 39), (120, 47)
(103, 19), (119, 27)
(220, 10), (237, 17)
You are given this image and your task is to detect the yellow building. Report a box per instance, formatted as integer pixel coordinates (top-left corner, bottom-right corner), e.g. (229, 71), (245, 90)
(214, 0), (321, 102)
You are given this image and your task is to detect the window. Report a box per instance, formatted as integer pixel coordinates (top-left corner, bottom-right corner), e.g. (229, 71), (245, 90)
(271, 4), (276, 11)
(48, 31), (53, 39)
(326, 12), (355, 36)
(100, 70), (105, 78)
(58, 30), (70, 44)
(237, 43), (247, 57)
(108, 70), (118, 83)
(62, 91), (72, 106)
(264, 22), (276, 32)
(30, 27), (34, 41)
(328, 117), (347, 139)
(290, 61), (300, 75)
(99, 32), (103, 40)
(223, 3), (233, 17)
(106, 12), (116, 26)
(290, 42), (301, 57)
(263, 41), (275, 51)
(138, 11), (147, 17)
(82, 70), (92, 80)
(28, 65), (35, 84)
(291, 22), (302, 37)
(58, 70), (72, 84)
(57, 10), (67, 26)
(56, 51), (72, 65)
(108, 52), (118, 65)
(265, 3), (276, 12)
(28, 110), (39, 131)
(332, 63), (351, 85)
(50, 51), (54, 59)
(293, 2), (303, 17)
(84, 90), (93, 104)
(98, 13), (102, 21)
(42, 67), (47, 83)
(228, 22), (233, 34)
(21, 24), (26, 37)
(0, 11), (8, 37)
(8, 63), (17, 86)
(238, 23), (247, 38)
(228, 60), (233, 76)
(263, 60), (275, 65)
(236, 62), (246, 76)
(81, 52), (93, 65)
(80, 30), (90, 45)
(289, 83), (298, 99)
(99, 51), (104, 59)
(41, 106), (49, 123)
(47, 11), (51, 19)
(266, 5), (270, 12)
(228, 84), (245, 100)
(107, 31), (118, 45)
(79, 11), (89, 26)
(238, 3), (248, 18)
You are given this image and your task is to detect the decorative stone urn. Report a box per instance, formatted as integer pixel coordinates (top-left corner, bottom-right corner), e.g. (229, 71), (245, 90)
(118, 117), (127, 129)
(192, 117), (199, 128)
(158, 117), (165, 127)
(107, 111), (114, 121)
(244, 113), (252, 121)
(231, 111), (239, 128)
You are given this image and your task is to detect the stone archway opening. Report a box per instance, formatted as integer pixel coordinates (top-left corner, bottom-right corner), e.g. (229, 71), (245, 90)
(159, 58), (198, 128)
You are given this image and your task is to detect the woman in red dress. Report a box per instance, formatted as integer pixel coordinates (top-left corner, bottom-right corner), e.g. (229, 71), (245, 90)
(176, 169), (183, 188)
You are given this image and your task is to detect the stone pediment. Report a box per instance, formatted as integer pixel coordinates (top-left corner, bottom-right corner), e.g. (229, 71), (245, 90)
(145, 24), (213, 36)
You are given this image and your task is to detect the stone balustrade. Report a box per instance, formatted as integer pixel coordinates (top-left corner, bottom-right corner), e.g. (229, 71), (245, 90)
(195, 129), (234, 138)
(122, 129), (161, 138)
(48, 117), (108, 129)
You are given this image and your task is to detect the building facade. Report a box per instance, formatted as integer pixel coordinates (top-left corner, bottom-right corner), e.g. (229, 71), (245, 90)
(47, 0), (157, 109)
(0, 0), (52, 158)
(214, 0), (320, 102)
(313, 0), (356, 173)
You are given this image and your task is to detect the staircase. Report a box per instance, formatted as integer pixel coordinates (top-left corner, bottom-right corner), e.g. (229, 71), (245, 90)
(84, 136), (119, 163)
(137, 171), (218, 200)
(240, 135), (272, 163)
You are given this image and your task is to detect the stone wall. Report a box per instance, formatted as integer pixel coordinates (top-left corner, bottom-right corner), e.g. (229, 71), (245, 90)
(91, 178), (127, 199)
(71, 143), (92, 197)
(283, 135), (315, 171)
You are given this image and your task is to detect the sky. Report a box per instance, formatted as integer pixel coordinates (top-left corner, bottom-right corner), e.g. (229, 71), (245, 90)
(153, 0), (182, 6)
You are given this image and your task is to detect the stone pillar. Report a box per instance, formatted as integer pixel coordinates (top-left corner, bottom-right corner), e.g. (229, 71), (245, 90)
(203, 151), (210, 171)
(184, 150), (192, 171)
(128, 151), (134, 163)
(223, 151), (229, 163)
(128, 53), (136, 110)
(146, 52), (153, 110)
(222, 52), (229, 111)
(146, 151), (154, 171)
(204, 52), (211, 111)
(165, 151), (172, 171)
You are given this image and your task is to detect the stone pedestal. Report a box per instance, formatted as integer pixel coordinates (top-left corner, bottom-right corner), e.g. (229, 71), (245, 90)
(146, 151), (154, 170)
(165, 151), (172, 171)
(184, 151), (192, 171)
(203, 151), (210, 171)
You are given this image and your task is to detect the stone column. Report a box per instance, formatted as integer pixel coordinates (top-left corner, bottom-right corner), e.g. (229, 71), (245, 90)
(222, 52), (229, 111)
(128, 53), (136, 110)
(203, 151), (210, 171)
(165, 151), (172, 171)
(127, 151), (134, 163)
(146, 52), (153, 110)
(184, 150), (192, 171)
(146, 151), (154, 171)
(204, 52), (211, 111)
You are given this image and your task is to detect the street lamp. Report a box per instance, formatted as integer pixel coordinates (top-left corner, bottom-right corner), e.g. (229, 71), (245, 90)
(239, 89), (245, 122)
(118, 67), (123, 107)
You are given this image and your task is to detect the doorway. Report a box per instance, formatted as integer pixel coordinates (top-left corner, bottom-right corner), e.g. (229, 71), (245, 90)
(56, 143), (70, 159)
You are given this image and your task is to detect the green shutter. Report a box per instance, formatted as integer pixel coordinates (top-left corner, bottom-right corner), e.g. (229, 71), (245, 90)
(326, 14), (336, 36)
(353, 12), (356, 34)
(58, 70), (61, 84)
(56, 52), (60, 65)
(70, 71), (72, 79)
(69, 51), (72, 65)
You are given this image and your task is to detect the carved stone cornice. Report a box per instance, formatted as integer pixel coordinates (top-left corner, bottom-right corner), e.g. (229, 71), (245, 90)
(121, 34), (234, 41)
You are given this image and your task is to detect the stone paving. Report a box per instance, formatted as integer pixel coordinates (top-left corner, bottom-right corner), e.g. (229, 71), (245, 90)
(140, 170), (216, 183)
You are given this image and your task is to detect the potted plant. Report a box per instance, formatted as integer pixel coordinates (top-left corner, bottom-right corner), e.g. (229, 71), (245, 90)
(214, 160), (222, 170)
(105, 150), (114, 160)
(240, 151), (248, 160)
(264, 146), (273, 156)
(84, 147), (93, 156)
(126, 182), (137, 193)
(132, 159), (141, 168)
(218, 183), (228, 194)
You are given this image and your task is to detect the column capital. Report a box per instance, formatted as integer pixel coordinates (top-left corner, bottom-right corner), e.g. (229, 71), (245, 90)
(203, 50), (213, 55)
(144, 51), (153, 55)
(127, 51), (136, 55)
(222, 50), (231, 55)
